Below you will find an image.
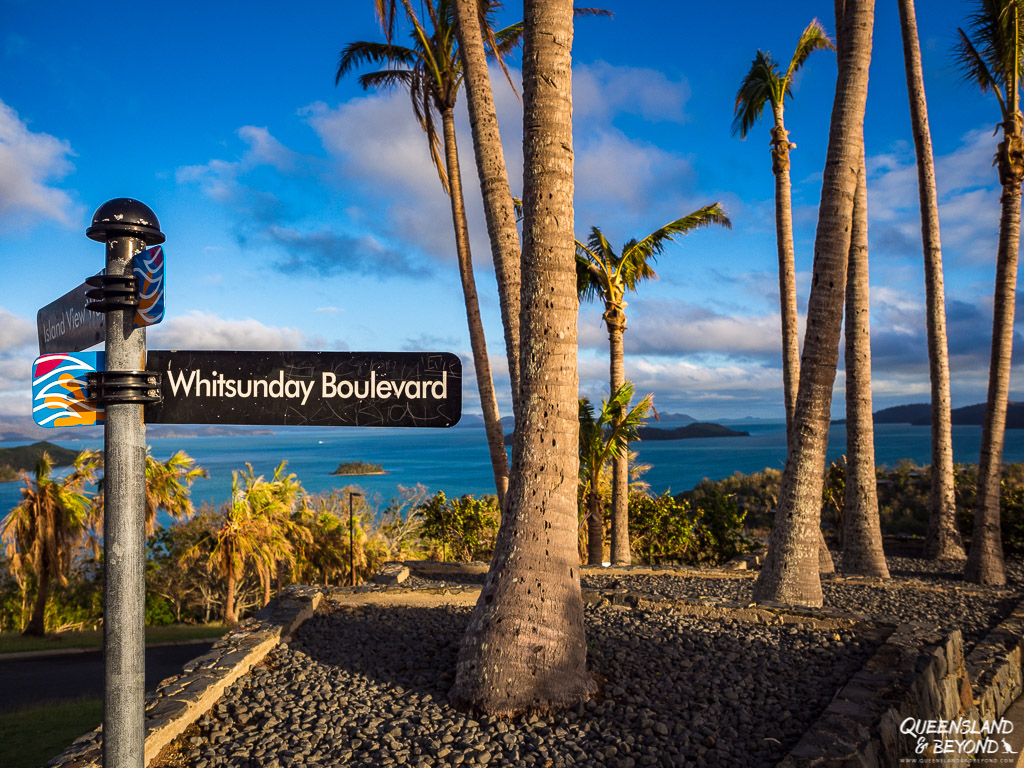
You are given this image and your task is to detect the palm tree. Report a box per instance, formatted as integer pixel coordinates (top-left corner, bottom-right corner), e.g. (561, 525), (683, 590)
(842, 156), (890, 578)
(337, 1), (520, 509)
(197, 462), (302, 624)
(450, 0), (523, 419)
(896, 0), (963, 562)
(955, 0), (1024, 585)
(1, 450), (100, 635)
(752, 0), (876, 607)
(576, 207), (731, 565)
(143, 451), (208, 536)
(733, 20), (835, 435)
(579, 383), (654, 565)
(449, 0), (595, 714)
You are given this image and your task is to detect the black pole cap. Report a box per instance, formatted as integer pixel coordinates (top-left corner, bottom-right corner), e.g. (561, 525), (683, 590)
(86, 198), (165, 245)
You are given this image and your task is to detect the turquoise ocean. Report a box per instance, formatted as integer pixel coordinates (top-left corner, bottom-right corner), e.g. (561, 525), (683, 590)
(4, 421), (1024, 520)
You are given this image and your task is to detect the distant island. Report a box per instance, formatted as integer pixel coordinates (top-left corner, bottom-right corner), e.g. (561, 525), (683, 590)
(637, 422), (749, 440)
(331, 461), (386, 476)
(832, 401), (1024, 429)
(0, 441), (80, 482)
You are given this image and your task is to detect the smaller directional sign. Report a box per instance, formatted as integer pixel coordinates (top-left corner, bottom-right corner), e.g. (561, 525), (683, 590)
(36, 247), (165, 354)
(37, 282), (106, 355)
(31, 352), (105, 428)
(144, 350), (462, 428)
(133, 245), (165, 327)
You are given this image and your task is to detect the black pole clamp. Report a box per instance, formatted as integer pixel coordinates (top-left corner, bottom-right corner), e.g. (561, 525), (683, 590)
(86, 371), (163, 406)
(84, 274), (139, 313)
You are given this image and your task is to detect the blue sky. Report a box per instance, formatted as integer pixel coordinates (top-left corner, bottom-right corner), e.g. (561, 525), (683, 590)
(0, 0), (1015, 421)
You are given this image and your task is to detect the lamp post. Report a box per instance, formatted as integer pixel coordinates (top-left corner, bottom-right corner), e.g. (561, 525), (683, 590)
(349, 491), (362, 586)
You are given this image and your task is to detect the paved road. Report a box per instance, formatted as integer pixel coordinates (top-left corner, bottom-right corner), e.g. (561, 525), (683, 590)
(0, 642), (214, 711)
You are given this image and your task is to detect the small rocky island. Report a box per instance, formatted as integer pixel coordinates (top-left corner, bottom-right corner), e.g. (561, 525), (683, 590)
(330, 461), (386, 476)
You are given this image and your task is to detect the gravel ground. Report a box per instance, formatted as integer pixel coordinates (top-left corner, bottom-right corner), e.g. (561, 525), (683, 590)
(162, 604), (877, 768)
(154, 550), (1024, 768)
(398, 553), (1024, 649)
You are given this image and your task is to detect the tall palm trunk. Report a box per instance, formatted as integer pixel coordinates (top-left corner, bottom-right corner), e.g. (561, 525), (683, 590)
(606, 310), (630, 565)
(441, 106), (510, 508)
(774, 95), (833, 576)
(965, 116), (1023, 584)
(587, 485), (604, 566)
(224, 555), (238, 625)
(896, 0), (963, 561)
(770, 105), (801, 437)
(25, 566), (51, 636)
(842, 155), (889, 578)
(451, 0), (522, 417)
(450, 0), (595, 714)
(753, 0), (875, 607)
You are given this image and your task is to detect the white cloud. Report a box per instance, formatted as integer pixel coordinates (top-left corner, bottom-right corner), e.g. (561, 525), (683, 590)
(149, 310), (310, 351)
(0, 98), (81, 230)
(0, 307), (38, 416)
(574, 62), (691, 125)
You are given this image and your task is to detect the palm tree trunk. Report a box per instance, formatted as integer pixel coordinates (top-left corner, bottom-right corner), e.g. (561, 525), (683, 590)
(24, 567), (50, 636)
(607, 314), (630, 565)
(587, 486), (604, 566)
(450, 0), (595, 713)
(842, 155), (889, 578)
(965, 176), (1022, 585)
(441, 106), (510, 508)
(770, 106), (800, 439)
(753, 0), (875, 607)
(451, 0), (522, 417)
(224, 556), (238, 625)
(896, 0), (963, 561)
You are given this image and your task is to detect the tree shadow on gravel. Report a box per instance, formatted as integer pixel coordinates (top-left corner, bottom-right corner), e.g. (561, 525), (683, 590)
(285, 603), (880, 768)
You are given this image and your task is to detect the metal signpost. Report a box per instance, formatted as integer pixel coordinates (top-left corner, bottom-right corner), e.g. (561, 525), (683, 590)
(31, 198), (462, 768)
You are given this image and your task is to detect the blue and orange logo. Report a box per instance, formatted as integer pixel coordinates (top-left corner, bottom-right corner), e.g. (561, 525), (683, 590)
(133, 245), (164, 327)
(31, 353), (105, 428)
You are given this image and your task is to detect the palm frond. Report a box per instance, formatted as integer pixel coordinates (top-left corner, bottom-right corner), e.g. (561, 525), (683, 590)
(336, 41), (418, 85)
(784, 19), (835, 87)
(621, 203), (732, 286)
(732, 50), (781, 138)
(955, 23), (1010, 117)
(358, 69), (416, 92)
(573, 8), (614, 17)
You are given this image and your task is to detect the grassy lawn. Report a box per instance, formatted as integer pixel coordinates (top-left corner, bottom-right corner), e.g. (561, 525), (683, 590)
(0, 697), (101, 768)
(0, 623), (226, 655)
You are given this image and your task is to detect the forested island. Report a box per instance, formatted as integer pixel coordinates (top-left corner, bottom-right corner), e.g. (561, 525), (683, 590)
(0, 441), (79, 482)
(330, 461), (386, 476)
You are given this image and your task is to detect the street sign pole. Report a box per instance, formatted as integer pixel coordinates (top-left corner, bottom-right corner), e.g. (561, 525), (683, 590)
(86, 199), (165, 768)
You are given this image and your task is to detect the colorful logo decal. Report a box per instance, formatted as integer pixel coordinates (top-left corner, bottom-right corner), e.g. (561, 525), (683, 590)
(133, 245), (164, 327)
(31, 353), (105, 428)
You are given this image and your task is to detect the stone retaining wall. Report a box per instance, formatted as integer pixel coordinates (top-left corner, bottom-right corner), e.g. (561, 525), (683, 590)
(780, 595), (1024, 767)
(45, 587), (322, 768)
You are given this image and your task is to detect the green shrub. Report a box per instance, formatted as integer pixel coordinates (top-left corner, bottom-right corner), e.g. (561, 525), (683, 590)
(629, 490), (755, 566)
(418, 492), (500, 562)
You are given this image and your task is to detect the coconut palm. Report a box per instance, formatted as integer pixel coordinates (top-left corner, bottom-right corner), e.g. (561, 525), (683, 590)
(1, 450), (100, 635)
(895, 0), (963, 562)
(576, 206), (731, 565)
(197, 462), (303, 624)
(142, 451), (208, 536)
(579, 383), (654, 566)
(337, 0), (521, 508)
(842, 157), (889, 579)
(955, 0), (1024, 585)
(733, 20), (834, 435)
(752, 0), (876, 607)
(449, 0), (595, 714)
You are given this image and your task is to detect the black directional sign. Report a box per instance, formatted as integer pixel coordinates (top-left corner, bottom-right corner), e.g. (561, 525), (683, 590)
(37, 281), (105, 354)
(144, 350), (462, 428)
